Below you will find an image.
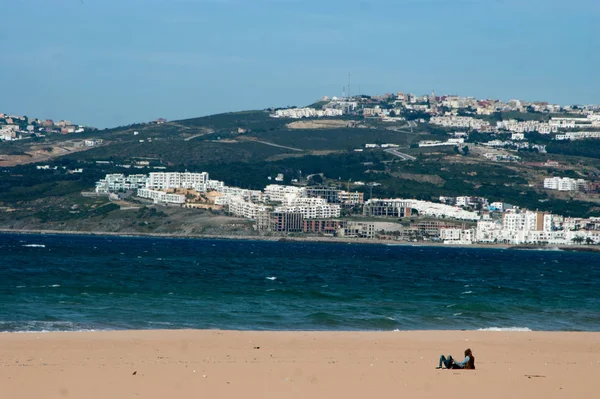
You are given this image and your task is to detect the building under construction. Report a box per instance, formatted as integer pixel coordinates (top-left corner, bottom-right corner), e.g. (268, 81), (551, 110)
(362, 199), (412, 217)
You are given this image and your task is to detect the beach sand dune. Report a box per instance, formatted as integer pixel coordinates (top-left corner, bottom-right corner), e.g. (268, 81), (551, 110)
(1, 330), (598, 398)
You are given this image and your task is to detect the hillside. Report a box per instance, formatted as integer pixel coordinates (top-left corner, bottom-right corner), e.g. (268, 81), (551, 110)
(1, 109), (599, 234)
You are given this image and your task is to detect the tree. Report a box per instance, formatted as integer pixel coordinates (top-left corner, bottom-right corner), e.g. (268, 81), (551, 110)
(572, 236), (585, 245)
(462, 146), (470, 156)
(585, 237), (594, 245)
(308, 174), (323, 185)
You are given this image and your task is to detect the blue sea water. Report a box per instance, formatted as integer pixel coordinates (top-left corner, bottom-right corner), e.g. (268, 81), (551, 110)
(1, 233), (599, 332)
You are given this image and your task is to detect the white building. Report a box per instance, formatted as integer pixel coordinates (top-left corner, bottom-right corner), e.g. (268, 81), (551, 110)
(137, 188), (186, 204)
(543, 177), (587, 192)
(264, 184), (306, 203)
(272, 107), (343, 119)
(440, 228), (475, 245)
(549, 117), (590, 129)
(429, 116), (490, 130)
(363, 198), (479, 221)
(0, 125), (19, 141)
(227, 197), (270, 220)
(95, 174), (149, 193)
(216, 186), (263, 203)
(489, 202), (513, 212)
(274, 203), (341, 219)
(555, 131), (600, 141)
(497, 120), (557, 134)
(84, 139), (103, 147)
(147, 172), (209, 190)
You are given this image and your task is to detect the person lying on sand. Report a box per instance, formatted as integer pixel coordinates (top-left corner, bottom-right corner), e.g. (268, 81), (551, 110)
(436, 348), (475, 369)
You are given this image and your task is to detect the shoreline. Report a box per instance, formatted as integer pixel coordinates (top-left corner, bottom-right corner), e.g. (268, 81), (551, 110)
(2, 227), (599, 252)
(2, 329), (598, 398)
(0, 327), (586, 335)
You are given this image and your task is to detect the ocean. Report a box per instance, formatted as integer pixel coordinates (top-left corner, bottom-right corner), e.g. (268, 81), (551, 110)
(1, 233), (599, 332)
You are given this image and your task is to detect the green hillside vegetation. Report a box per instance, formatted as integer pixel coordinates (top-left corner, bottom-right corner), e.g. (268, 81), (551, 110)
(1, 109), (600, 230)
(547, 139), (600, 159)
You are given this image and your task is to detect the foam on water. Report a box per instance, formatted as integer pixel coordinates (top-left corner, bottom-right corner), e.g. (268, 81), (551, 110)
(22, 244), (45, 248)
(477, 327), (532, 332)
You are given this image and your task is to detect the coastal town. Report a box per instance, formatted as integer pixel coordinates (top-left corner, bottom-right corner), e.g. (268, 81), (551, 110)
(2, 89), (600, 248)
(92, 170), (600, 247)
(0, 113), (89, 141)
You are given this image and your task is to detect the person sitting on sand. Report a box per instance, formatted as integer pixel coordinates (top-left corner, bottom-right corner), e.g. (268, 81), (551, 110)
(436, 348), (475, 369)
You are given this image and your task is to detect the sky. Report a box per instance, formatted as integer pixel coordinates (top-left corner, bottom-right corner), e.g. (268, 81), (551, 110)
(1, 0), (598, 128)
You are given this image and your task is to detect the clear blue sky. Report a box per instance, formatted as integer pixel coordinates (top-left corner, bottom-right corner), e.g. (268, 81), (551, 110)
(1, 0), (598, 128)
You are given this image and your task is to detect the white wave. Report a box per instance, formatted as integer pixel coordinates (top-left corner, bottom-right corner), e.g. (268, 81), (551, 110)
(453, 313), (463, 316)
(266, 276), (277, 281)
(0, 320), (99, 333)
(461, 291), (474, 294)
(22, 244), (45, 248)
(50, 284), (60, 288)
(477, 327), (532, 332)
(533, 247), (563, 251)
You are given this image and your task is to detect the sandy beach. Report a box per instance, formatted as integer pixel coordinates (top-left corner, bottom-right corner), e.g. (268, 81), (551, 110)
(1, 330), (598, 398)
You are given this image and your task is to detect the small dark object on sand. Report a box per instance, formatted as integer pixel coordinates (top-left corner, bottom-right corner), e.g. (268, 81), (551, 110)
(132, 371), (137, 375)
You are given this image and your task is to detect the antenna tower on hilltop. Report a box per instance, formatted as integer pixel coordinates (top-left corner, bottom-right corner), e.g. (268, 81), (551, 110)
(347, 73), (351, 99)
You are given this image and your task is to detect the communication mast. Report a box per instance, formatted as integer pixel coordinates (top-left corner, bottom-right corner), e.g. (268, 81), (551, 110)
(347, 73), (351, 99)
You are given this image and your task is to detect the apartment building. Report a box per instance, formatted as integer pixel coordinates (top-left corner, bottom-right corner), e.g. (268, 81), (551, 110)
(137, 188), (185, 204)
(227, 197), (270, 220)
(304, 187), (341, 203)
(272, 108), (343, 119)
(555, 131), (600, 141)
(303, 220), (347, 235)
(549, 117), (589, 129)
(412, 221), (459, 239)
(363, 199), (412, 217)
(217, 186), (263, 203)
(339, 222), (376, 239)
(440, 228), (475, 244)
(543, 177), (588, 192)
(147, 172), (209, 190)
(95, 174), (148, 193)
(270, 212), (304, 232)
(304, 188), (364, 205)
(497, 120), (557, 134)
(274, 203), (341, 219)
(455, 196), (488, 208)
(502, 211), (549, 232)
(429, 116), (490, 130)
(338, 190), (364, 205)
(264, 184), (306, 203)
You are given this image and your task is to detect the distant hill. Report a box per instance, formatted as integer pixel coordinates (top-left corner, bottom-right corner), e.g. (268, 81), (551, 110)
(1, 109), (599, 234)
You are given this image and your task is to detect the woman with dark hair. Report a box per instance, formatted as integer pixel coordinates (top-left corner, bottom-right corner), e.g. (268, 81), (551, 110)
(436, 348), (475, 369)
